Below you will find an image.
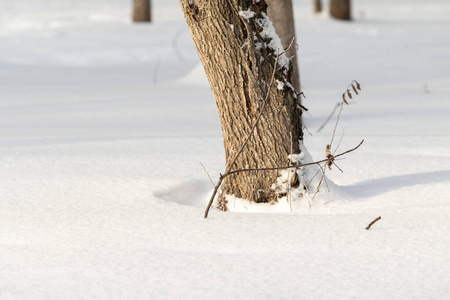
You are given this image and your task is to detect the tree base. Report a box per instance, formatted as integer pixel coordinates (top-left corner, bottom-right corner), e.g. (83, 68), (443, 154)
(215, 143), (333, 212)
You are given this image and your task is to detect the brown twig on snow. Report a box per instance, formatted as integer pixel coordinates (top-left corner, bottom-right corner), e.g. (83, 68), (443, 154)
(366, 216), (381, 230)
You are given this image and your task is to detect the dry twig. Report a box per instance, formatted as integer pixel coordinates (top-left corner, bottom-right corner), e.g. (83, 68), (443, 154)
(200, 162), (215, 188)
(226, 140), (363, 176)
(366, 216), (381, 230)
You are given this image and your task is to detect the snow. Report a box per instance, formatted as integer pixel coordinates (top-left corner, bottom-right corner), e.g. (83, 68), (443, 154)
(276, 79), (285, 90)
(240, 8), (291, 72)
(255, 12), (291, 71)
(1, 0), (450, 299)
(238, 9), (256, 20)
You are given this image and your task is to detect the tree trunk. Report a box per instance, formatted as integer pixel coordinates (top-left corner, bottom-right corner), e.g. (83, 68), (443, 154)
(133, 0), (151, 22)
(330, 0), (351, 20)
(179, 1), (304, 208)
(266, 0), (300, 92)
(314, 0), (322, 13)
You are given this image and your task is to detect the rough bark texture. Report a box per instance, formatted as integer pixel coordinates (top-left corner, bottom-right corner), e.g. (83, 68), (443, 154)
(266, 0), (300, 92)
(179, 0), (303, 207)
(133, 0), (151, 22)
(314, 0), (322, 13)
(330, 0), (351, 20)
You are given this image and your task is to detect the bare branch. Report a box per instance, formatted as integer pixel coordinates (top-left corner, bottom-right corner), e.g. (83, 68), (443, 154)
(312, 163), (327, 199)
(333, 162), (344, 173)
(226, 140), (364, 177)
(366, 216), (381, 230)
(204, 175), (225, 218)
(279, 37), (296, 56)
(305, 163), (322, 192)
(333, 128), (345, 155)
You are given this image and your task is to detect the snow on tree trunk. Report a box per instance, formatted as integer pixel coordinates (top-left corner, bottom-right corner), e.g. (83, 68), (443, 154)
(179, 0), (306, 209)
(266, 0), (300, 92)
(133, 0), (151, 22)
(330, 0), (351, 21)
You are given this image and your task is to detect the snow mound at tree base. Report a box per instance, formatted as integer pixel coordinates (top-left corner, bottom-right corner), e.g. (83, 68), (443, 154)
(155, 179), (211, 208)
(155, 176), (337, 213)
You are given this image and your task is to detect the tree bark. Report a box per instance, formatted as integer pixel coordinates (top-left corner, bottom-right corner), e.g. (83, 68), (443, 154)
(330, 0), (351, 21)
(266, 0), (300, 92)
(314, 0), (322, 13)
(133, 0), (151, 22)
(179, 0), (304, 208)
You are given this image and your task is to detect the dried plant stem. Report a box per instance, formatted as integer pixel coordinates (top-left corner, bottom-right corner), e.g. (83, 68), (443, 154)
(334, 129), (345, 155)
(305, 164), (322, 192)
(204, 175), (225, 218)
(312, 163), (328, 200)
(200, 162), (215, 188)
(227, 140), (364, 176)
(330, 99), (345, 146)
(366, 216), (381, 230)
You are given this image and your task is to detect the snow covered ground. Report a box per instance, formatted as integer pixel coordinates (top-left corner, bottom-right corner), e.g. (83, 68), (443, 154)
(1, 0), (449, 299)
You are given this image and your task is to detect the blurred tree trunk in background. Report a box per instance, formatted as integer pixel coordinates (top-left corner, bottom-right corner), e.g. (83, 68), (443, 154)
(314, 0), (322, 13)
(266, 0), (300, 92)
(330, 0), (351, 20)
(133, 0), (151, 22)
(179, 0), (304, 208)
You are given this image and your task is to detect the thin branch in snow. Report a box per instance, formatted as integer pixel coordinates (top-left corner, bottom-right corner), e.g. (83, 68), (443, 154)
(366, 216), (382, 230)
(200, 162), (215, 188)
(333, 128), (345, 156)
(226, 140), (364, 176)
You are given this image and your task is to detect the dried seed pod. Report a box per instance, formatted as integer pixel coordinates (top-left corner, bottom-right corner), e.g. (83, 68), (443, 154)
(342, 93), (348, 104)
(326, 144), (334, 170)
(347, 90), (353, 99)
(327, 160), (333, 170)
(351, 84), (359, 95)
(326, 144), (331, 157)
